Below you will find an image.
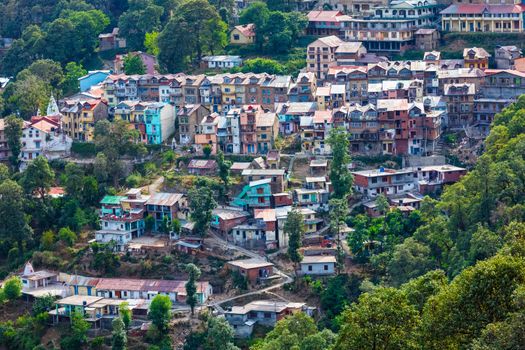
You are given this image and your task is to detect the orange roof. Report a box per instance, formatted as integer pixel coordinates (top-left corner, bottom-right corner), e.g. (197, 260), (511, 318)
(515, 57), (525, 72)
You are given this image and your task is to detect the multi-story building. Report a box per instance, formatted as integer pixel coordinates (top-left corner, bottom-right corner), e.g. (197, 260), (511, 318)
(20, 117), (72, 170)
(306, 11), (349, 36)
(437, 68), (485, 95)
(353, 164), (467, 198)
(474, 69), (525, 134)
(61, 99), (109, 141)
(256, 112), (279, 154)
(145, 192), (188, 232)
(288, 72), (317, 103)
(441, 4), (524, 34)
(443, 83), (476, 128)
(177, 104), (210, 145)
(0, 119), (12, 163)
(306, 35), (345, 80)
(144, 102), (175, 144)
(327, 66), (368, 103)
(377, 98), (409, 154)
(240, 105), (261, 154)
(96, 194), (146, 251)
(275, 102), (317, 135)
(464, 47), (491, 70)
(495, 45), (522, 69)
(194, 113), (219, 154)
(346, 103), (381, 153)
(231, 178), (273, 210)
(342, 0), (439, 54)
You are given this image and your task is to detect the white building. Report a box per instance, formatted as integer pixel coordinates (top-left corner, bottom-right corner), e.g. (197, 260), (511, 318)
(202, 55), (243, 69)
(20, 117), (72, 170)
(299, 255), (336, 276)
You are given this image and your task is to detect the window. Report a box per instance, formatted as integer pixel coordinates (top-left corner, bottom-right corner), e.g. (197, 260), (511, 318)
(233, 34), (240, 40)
(308, 265), (313, 271)
(324, 265), (328, 270)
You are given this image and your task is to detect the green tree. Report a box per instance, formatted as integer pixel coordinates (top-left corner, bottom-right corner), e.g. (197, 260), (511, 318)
(24, 59), (64, 90)
(2, 276), (22, 300)
(239, 2), (270, 51)
(240, 58), (284, 74)
(6, 73), (49, 119)
(61, 62), (87, 96)
(119, 0), (164, 50)
(468, 224), (503, 263)
(20, 156), (55, 199)
(40, 230), (55, 251)
(205, 316), (239, 350)
(149, 294), (172, 335)
(189, 186), (217, 237)
(251, 312), (335, 350)
(375, 193), (390, 216)
(0, 180), (33, 256)
(386, 238), (435, 286)
(202, 144), (212, 158)
(185, 263), (201, 315)
(4, 115), (23, 169)
(421, 254), (525, 349)
(32, 294), (56, 315)
(329, 198), (348, 274)
(58, 227), (77, 247)
(334, 287), (421, 350)
(0, 163), (9, 181)
(64, 162), (85, 198)
(327, 127), (353, 199)
(400, 270), (447, 312)
(216, 150), (231, 193)
(112, 317), (127, 350)
(120, 302), (132, 330)
(123, 54), (146, 75)
(62, 311), (90, 349)
(144, 31), (160, 56)
(284, 209), (304, 274)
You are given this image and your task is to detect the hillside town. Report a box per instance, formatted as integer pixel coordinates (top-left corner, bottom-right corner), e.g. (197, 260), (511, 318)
(1, 0), (525, 349)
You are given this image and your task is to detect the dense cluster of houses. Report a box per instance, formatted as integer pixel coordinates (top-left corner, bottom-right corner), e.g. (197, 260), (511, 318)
(7, 42), (513, 167)
(18, 262), (212, 328)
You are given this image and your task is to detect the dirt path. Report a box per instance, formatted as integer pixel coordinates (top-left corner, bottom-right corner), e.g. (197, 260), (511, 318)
(206, 232), (293, 312)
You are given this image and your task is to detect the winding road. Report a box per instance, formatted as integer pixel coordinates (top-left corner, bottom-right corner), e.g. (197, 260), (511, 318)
(206, 231), (294, 312)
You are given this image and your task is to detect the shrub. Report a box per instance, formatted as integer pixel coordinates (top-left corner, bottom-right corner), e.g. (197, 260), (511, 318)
(58, 227), (77, 247)
(126, 173), (143, 187)
(2, 276), (22, 300)
(71, 142), (97, 157)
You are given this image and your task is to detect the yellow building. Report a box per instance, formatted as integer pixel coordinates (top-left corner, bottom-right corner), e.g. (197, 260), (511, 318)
(230, 24), (256, 45)
(59, 273), (99, 296)
(61, 99), (109, 141)
(441, 4), (524, 33)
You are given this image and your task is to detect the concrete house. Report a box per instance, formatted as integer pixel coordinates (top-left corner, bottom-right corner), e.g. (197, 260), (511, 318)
(230, 24), (256, 45)
(226, 259), (274, 284)
(225, 300), (312, 338)
(145, 193), (188, 232)
(20, 117), (72, 170)
(241, 169), (287, 193)
(299, 255), (336, 276)
(202, 55), (243, 69)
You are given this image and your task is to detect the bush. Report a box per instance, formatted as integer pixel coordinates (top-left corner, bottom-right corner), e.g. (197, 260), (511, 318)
(2, 276), (22, 300)
(41, 230), (55, 251)
(71, 142), (97, 157)
(126, 173), (143, 187)
(58, 227), (77, 247)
